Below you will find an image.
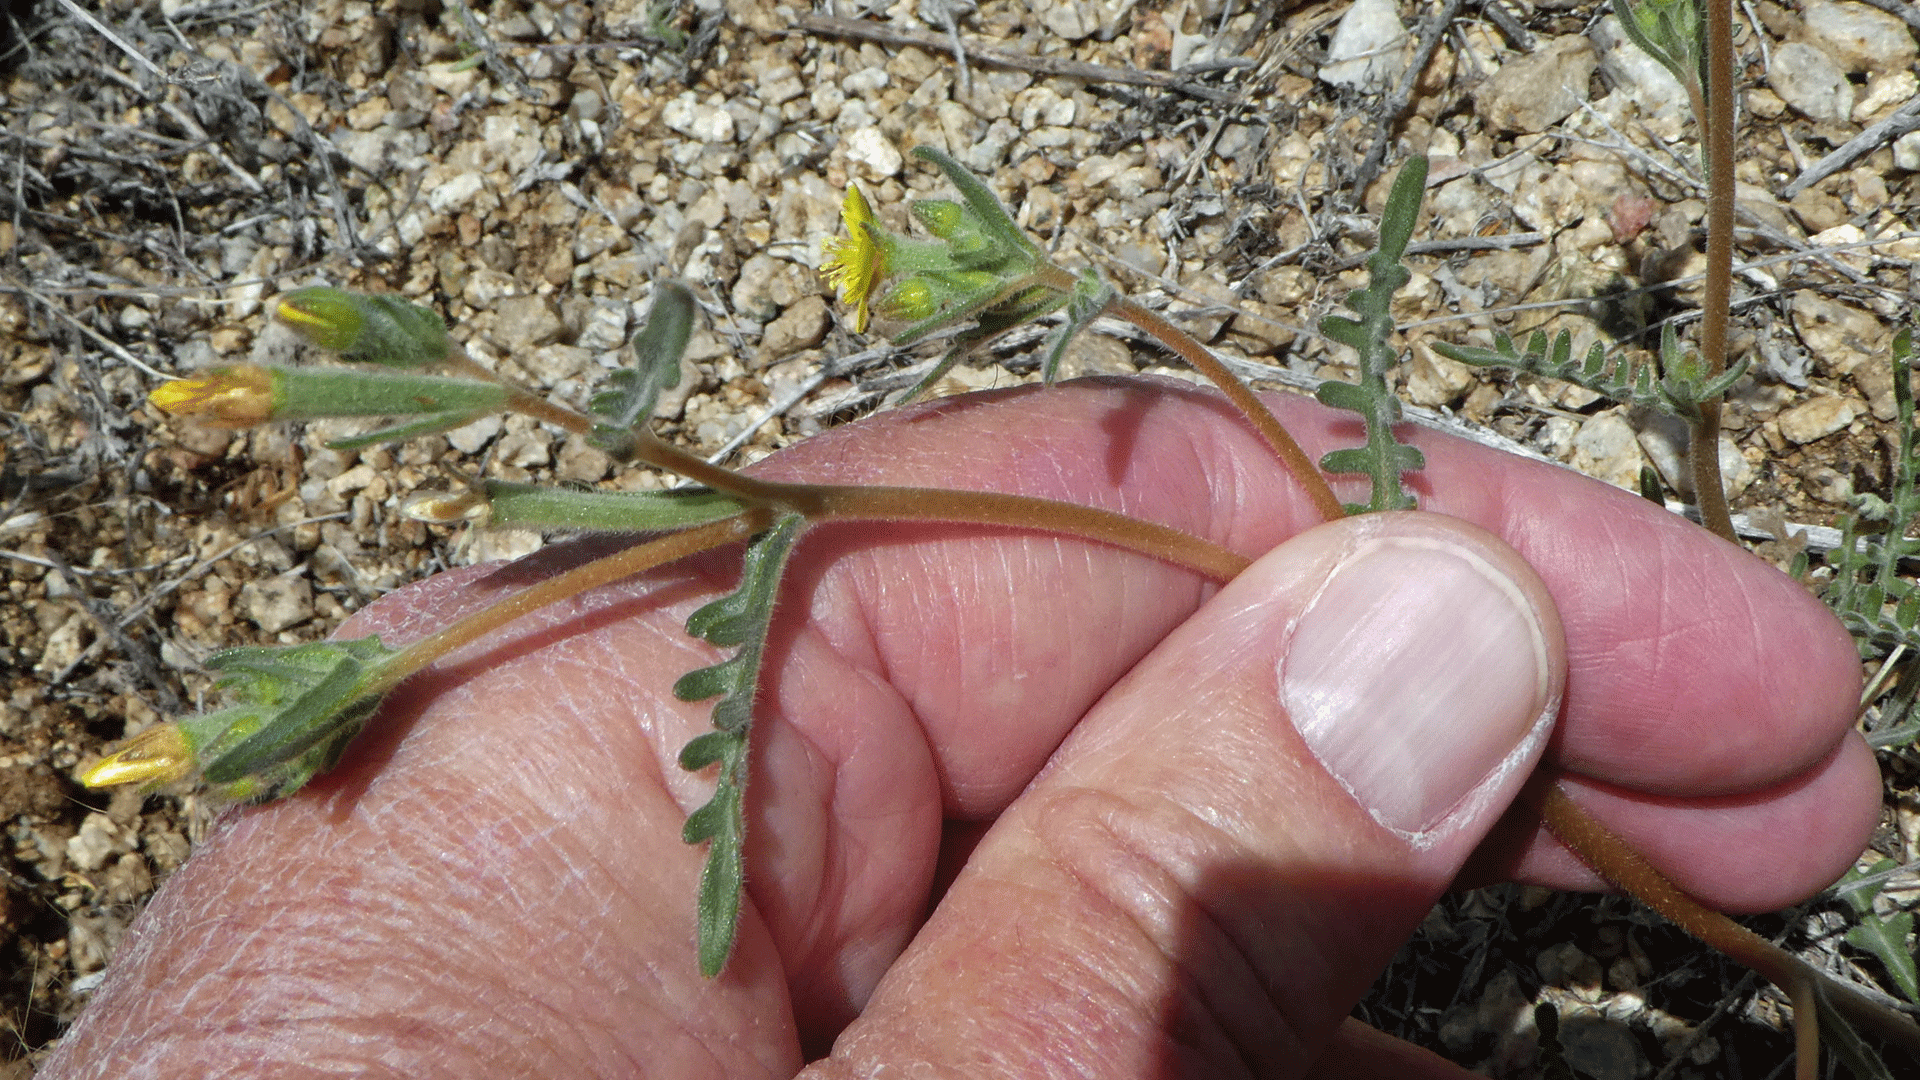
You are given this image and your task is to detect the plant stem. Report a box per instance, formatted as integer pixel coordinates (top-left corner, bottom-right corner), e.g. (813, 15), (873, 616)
(444, 347), (605, 438)
(1692, 0), (1737, 542)
(1103, 294), (1347, 524)
(813, 484), (1251, 580)
(368, 513), (771, 696)
(366, 480), (1250, 696)
(1536, 777), (1920, 1059)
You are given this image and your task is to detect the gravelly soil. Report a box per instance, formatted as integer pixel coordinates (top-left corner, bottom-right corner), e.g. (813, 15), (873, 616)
(4, 0), (1920, 1074)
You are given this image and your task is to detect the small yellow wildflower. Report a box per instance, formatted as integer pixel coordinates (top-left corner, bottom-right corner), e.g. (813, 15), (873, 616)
(79, 723), (194, 789)
(821, 185), (887, 333)
(148, 365), (277, 427)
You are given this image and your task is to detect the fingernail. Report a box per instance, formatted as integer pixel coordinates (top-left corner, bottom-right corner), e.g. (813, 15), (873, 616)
(1280, 535), (1556, 840)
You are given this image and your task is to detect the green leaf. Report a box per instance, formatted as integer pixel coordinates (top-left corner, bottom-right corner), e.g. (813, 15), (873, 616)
(1313, 156), (1430, 514)
(1814, 984), (1899, 1080)
(1373, 154), (1428, 266)
(1848, 912), (1919, 1003)
(672, 513), (807, 977)
(590, 281), (696, 456)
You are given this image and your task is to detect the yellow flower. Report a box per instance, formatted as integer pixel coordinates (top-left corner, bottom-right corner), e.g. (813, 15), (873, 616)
(821, 185), (887, 333)
(148, 365), (278, 427)
(79, 724), (194, 789)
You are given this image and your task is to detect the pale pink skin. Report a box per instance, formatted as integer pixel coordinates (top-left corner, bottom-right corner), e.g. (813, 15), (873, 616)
(43, 381), (1875, 1079)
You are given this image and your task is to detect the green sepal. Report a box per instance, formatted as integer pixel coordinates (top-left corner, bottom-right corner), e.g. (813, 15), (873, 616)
(910, 146), (1038, 262)
(591, 281), (696, 458)
(1039, 271), (1117, 385)
(275, 287), (451, 368)
(479, 481), (748, 534)
(672, 513), (807, 977)
(180, 637), (398, 801)
(268, 366), (510, 425)
(1613, 0), (1704, 95)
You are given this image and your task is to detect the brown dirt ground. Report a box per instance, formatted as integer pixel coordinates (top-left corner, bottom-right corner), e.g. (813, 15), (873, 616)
(4, 0), (1920, 1075)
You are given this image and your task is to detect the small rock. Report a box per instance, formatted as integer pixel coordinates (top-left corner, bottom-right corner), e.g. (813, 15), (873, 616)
(65, 813), (127, 873)
(661, 91), (736, 142)
(1591, 16), (1690, 128)
(1855, 69), (1918, 121)
(760, 295), (829, 360)
(1556, 1006), (1646, 1080)
(1476, 35), (1597, 134)
(491, 295), (565, 352)
(576, 301), (629, 353)
(1896, 129), (1920, 170)
(1768, 42), (1854, 123)
(446, 413), (504, 454)
(516, 344), (594, 388)
(1802, 0), (1919, 73)
(1320, 0), (1407, 91)
(844, 126), (904, 178)
(1777, 395), (1862, 443)
(495, 428), (551, 469)
(1406, 346), (1474, 406)
(555, 434), (611, 483)
(1570, 411), (1647, 491)
(241, 570), (313, 633)
(34, 613), (91, 674)
(426, 171), (486, 213)
(757, 64), (805, 106)
(1792, 290), (1890, 370)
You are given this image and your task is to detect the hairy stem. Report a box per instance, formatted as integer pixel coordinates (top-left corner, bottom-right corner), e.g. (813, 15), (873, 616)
(1692, 0), (1737, 541)
(813, 484), (1251, 581)
(370, 480), (1249, 695)
(1103, 294), (1347, 524)
(445, 347), (602, 437)
(369, 513), (771, 696)
(1536, 777), (1920, 1059)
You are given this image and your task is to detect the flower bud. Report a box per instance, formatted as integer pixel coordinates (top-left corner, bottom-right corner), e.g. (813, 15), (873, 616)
(79, 724), (194, 790)
(911, 199), (967, 238)
(275, 287), (450, 368)
(148, 365), (280, 427)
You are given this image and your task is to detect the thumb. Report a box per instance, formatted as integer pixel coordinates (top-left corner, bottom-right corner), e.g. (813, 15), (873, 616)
(807, 511), (1566, 1078)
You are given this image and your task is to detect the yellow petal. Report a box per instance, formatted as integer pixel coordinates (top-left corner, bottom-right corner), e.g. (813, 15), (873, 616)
(820, 185), (886, 333)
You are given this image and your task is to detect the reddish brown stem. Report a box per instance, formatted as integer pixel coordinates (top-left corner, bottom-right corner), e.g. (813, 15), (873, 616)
(1692, 0), (1738, 542)
(371, 513), (771, 694)
(1101, 293), (1347, 525)
(1536, 776), (1920, 1060)
(814, 484), (1251, 581)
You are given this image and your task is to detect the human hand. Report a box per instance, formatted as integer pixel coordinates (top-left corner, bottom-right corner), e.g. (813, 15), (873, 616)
(43, 380), (1876, 1078)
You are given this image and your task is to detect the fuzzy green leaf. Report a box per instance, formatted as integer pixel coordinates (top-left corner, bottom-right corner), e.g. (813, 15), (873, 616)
(673, 513), (806, 976)
(590, 281), (695, 456)
(1313, 156), (1430, 514)
(1039, 272), (1117, 385)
